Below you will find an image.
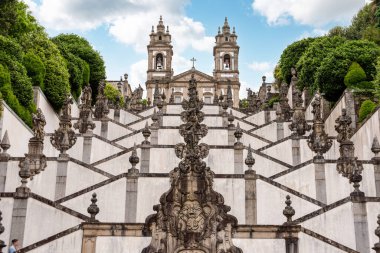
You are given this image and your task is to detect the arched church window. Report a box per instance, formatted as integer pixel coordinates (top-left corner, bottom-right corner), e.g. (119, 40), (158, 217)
(223, 54), (230, 70)
(159, 36), (162, 40)
(225, 37), (228, 42)
(156, 53), (164, 70)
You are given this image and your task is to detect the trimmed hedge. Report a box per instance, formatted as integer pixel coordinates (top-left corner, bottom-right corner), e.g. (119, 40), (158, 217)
(358, 99), (376, 122)
(344, 62), (367, 88)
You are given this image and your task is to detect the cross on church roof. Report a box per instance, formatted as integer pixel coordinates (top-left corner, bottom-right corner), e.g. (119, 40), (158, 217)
(190, 57), (196, 69)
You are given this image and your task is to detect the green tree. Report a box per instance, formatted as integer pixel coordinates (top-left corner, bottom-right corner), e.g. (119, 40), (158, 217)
(315, 40), (380, 101)
(346, 4), (374, 40)
(52, 34), (106, 101)
(104, 83), (124, 107)
(344, 62), (367, 88)
(279, 37), (316, 84)
(297, 36), (346, 91)
(358, 99), (377, 122)
(23, 51), (45, 87)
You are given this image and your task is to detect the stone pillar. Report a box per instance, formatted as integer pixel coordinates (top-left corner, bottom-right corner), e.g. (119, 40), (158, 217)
(344, 90), (356, 129)
(374, 163), (380, 197)
(0, 159), (8, 192)
(9, 197), (28, 247)
(352, 198), (370, 253)
(125, 173), (138, 222)
(55, 155), (69, 200)
(140, 143), (151, 173)
(222, 114), (228, 128)
(82, 132), (93, 164)
(285, 237), (299, 253)
(100, 118), (108, 139)
(150, 127), (158, 145)
(234, 144), (244, 174)
(264, 109), (270, 124)
(228, 128), (235, 145)
(244, 170), (257, 224)
(371, 137), (380, 196)
(277, 122), (284, 141)
(291, 137), (301, 166)
(314, 160), (327, 203)
(81, 236), (96, 253)
(113, 108), (120, 122)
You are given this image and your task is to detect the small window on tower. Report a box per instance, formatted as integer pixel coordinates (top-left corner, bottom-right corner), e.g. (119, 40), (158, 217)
(156, 53), (163, 70)
(223, 54), (231, 70)
(225, 37), (228, 42)
(159, 36), (162, 40)
(174, 96), (182, 103)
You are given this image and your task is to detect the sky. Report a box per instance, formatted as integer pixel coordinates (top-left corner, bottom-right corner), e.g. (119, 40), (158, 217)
(24, 0), (368, 96)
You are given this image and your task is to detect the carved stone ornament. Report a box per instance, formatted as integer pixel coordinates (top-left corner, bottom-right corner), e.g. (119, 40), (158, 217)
(94, 80), (110, 119)
(74, 84), (96, 134)
(226, 80), (233, 108)
(288, 89), (311, 136)
(50, 95), (77, 155)
(153, 80), (162, 106)
(142, 74), (242, 253)
(307, 93), (332, 161)
(335, 108), (352, 143)
(276, 82), (292, 122)
(32, 108), (46, 141)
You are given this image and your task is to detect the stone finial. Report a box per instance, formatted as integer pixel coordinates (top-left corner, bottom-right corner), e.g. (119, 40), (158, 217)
(219, 91), (224, 103)
(0, 209), (6, 252)
(142, 121), (151, 145)
(128, 144), (140, 175)
(151, 108), (159, 128)
(0, 131), (10, 157)
(350, 165), (364, 197)
(151, 25), (154, 33)
(283, 195), (295, 225)
(50, 95), (77, 157)
(335, 108), (352, 143)
(373, 214), (380, 252)
(32, 108), (46, 141)
(262, 76), (266, 84)
(213, 92), (219, 105)
(245, 144), (255, 170)
(166, 25), (169, 33)
(228, 110), (235, 128)
(87, 193), (99, 222)
(161, 90), (166, 101)
(234, 122), (243, 144)
(372, 137), (380, 156)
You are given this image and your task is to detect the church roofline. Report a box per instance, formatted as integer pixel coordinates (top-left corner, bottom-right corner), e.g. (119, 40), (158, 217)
(171, 68), (215, 82)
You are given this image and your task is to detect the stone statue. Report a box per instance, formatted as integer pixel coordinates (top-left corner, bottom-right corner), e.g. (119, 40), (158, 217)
(32, 108), (46, 141)
(94, 80), (109, 119)
(335, 109), (352, 143)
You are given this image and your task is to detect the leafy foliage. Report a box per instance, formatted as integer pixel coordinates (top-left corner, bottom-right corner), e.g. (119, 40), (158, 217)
(104, 83), (124, 107)
(315, 40), (380, 101)
(344, 62), (367, 88)
(358, 99), (376, 122)
(23, 51), (45, 88)
(279, 38), (316, 84)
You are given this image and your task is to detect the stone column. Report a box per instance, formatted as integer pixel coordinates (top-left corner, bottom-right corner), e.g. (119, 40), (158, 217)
(352, 197), (370, 253)
(9, 198), (28, 247)
(55, 154), (69, 200)
(82, 131), (93, 164)
(125, 173), (138, 222)
(234, 144), (244, 174)
(81, 236), (96, 253)
(140, 143), (151, 173)
(264, 109), (270, 124)
(277, 122), (284, 141)
(285, 237), (299, 253)
(314, 160), (327, 204)
(113, 108), (120, 122)
(150, 127), (158, 145)
(100, 118), (108, 139)
(371, 137), (380, 196)
(244, 170), (257, 224)
(291, 137), (301, 166)
(228, 127), (235, 145)
(344, 90), (357, 130)
(0, 156), (9, 192)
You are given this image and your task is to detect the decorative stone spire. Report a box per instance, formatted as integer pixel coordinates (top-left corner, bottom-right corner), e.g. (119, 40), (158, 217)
(213, 91), (219, 105)
(151, 108), (159, 129)
(50, 95), (77, 157)
(142, 122), (151, 145)
(0, 131), (10, 158)
(234, 122), (243, 144)
(74, 84), (96, 134)
(245, 144), (255, 170)
(335, 109), (362, 180)
(283, 195), (295, 225)
(373, 214), (380, 253)
(350, 165), (364, 197)
(307, 93), (332, 161)
(289, 88), (311, 137)
(142, 74), (242, 253)
(228, 110), (235, 128)
(87, 193), (99, 222)
(227, 80), (233, 108)
(169, 88), (174, 104)
(128, 144), (139, 175)
(161, 90), (166, 101)
(222, 16), (230, 33)
(0, 209), (6, 252)
(153, 80), (161, 106)
(372, 137), (380, 164)
(94, 80), (109, 119)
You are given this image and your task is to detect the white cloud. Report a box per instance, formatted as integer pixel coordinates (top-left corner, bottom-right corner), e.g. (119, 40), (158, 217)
(298, 28), (327, 40)
(252, 0), (366, 27)
(248, 61), (272, 72)
(129, 59), (148, 89)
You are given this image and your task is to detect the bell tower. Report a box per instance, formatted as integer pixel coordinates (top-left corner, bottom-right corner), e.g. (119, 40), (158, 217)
(213, 17), (240, 107)
(146, 16), (173, 101)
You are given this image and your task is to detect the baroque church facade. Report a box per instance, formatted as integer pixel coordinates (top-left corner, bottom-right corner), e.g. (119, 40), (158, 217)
(146, 17), (240, 107)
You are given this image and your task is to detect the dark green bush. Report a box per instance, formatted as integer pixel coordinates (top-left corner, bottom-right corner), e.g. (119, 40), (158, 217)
(268, 95), (280, 107)
(104, 83), (124, 107)
(344, 62), (367, 88)
(23, 51), (45, 88)
(359, 99), (376, 122)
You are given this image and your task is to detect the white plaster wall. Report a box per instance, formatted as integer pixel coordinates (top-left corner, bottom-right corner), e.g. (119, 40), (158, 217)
(90, 138), (122, 164)
(62, 179), (126, 222)
(96, 237), (151, 253)
(96, 152), (131, 175)
(138, 107), (155, 117)
(241, 134), (268, 150)
(206, 149), (234, 174)
(302, 202), (356, 249)
(65, 162), (108, 196)
(275, 163), (316, 199)
(245, 111), (266, 125)
(119, 110), (141, 125)
(148, 148), (181, 173)
(261, 140), (293, 166)
(71, 99), (79, 120)
(230, 108), (245, 118)
(157, 129), (183, 145)
(252, 122), (277, 142)
(162, 116), (182, 126)
(24, 198), (83, 246)
(298, 232), (347, 253)
(305, 95), (316, 121)
(203, 129), (228, 146)
(233, 119), (253, 131)
(28, 161), (57, 200)
(257, 180), (320, 224)
(67, 136), (84, 161)
(242, 150), (289, 177)
(287, 84), (293, 108)
(367, 202), (380, 248)
(202, 105), (219, 115)
(0, 198), (14, 246)
(325, 96), (346, 136)
(0, 103), (33, 156)
(116, 132), (145, 149)
(203, 116), (223, 127)
(324, 139), (339, 160)
(166, 104), (183, 114)
(107, 122), (131, 141)
(34, 88), (60, 133)
(351, 109), (380, 160)
(27, 230), (82, 253)
(233, 239), (285, 253)
(129, 119), (153, 131)
(300, 139), (314, 162)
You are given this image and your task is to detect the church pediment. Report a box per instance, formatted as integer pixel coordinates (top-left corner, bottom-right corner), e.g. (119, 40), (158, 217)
(172, 69), (215, 82)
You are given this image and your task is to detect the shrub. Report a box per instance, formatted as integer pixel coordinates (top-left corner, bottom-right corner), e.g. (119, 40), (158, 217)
(358, 99), (376, 122)
(104, 83), (124, 107)
(344, 62), (367, 88)
(23, 51), (45, 88)
(268, 95), (280, 107)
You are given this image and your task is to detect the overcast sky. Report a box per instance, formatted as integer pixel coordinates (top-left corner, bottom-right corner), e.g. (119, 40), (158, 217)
(24, 0), (367, 95)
